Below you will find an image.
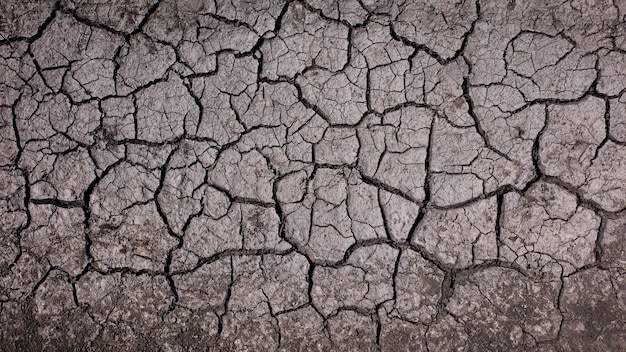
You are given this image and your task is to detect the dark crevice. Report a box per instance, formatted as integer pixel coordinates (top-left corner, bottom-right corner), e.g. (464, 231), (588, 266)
(406, 116), (435, 245)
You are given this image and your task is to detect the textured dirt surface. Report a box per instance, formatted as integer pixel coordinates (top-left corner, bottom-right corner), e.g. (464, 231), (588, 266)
(1, 0), (626, 351)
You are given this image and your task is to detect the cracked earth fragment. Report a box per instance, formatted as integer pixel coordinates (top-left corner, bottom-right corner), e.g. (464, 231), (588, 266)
(1, 0), (626, 350)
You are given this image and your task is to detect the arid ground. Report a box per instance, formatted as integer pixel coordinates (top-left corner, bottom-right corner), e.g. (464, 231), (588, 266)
(1, 0), (625, 351)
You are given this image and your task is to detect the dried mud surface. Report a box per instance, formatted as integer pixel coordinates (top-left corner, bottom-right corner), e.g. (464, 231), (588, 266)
(1, 0), (625, 351)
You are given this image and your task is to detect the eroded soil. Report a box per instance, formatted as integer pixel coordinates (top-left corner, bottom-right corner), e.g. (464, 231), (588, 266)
(1, 0), (625, 351)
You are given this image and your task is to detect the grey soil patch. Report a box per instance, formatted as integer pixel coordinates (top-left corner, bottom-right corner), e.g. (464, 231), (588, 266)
(1, 0), (625, 350)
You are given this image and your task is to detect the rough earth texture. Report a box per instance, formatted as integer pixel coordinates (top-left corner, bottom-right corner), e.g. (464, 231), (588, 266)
(1, 0), (625, 351)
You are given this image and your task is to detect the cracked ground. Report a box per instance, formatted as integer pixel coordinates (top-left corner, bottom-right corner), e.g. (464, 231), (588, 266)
(1, 0), (626, 351)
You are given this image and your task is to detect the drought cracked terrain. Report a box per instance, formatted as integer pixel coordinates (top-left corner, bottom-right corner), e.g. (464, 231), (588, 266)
(1, 0), (626, 350)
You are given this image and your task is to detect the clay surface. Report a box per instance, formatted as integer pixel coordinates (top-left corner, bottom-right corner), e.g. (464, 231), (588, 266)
(1, 0), (625, 350)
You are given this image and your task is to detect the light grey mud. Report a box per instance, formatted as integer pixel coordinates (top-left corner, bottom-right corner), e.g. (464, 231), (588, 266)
(0, 0), (625, 351)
